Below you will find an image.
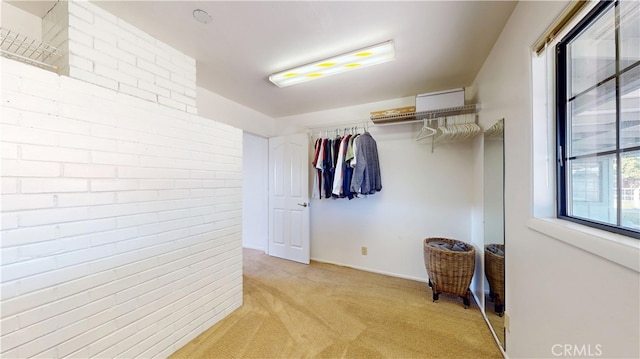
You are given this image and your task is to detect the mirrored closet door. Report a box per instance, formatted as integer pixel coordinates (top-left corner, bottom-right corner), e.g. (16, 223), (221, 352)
(483, 119), (505, 349)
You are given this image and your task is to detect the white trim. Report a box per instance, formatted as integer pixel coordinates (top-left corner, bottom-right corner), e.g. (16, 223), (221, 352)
(242, 243), (267, 253)
(528, 217), (640, 273)
(310, 257), (428, 283)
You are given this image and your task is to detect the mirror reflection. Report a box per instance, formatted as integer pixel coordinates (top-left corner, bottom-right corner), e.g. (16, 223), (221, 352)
(483, 118), (505, 349)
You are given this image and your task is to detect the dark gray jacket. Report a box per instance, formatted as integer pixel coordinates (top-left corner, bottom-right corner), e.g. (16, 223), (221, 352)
(350, 132), (382, 195)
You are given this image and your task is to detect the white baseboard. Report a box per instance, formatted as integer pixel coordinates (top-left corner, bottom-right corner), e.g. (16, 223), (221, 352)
(310, 257), (429, 283)
(242, 243), (266, 252)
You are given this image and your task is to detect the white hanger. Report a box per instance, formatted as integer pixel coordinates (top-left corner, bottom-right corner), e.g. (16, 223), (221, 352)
(438, 117), (452, 142)
(416, 119), (436, 141)
(450, 116), (461, 142)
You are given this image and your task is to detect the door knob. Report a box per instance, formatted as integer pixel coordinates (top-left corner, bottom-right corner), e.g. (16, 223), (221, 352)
(297, 202), (309, 207)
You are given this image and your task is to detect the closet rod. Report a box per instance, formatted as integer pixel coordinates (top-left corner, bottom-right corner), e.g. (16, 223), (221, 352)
(373, 118), (424, 127)
(306, 120), (371, 132)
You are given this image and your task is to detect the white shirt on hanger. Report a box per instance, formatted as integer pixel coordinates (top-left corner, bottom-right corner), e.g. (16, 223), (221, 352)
(332, 136), (349, 196)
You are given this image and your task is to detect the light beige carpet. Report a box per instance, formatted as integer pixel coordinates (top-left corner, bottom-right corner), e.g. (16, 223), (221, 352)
(171, 248), (502, 358)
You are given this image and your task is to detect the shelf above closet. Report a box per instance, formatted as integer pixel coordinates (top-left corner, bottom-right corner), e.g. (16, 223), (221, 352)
(371, 104), (479, 125)
(0, 28), (61, 71)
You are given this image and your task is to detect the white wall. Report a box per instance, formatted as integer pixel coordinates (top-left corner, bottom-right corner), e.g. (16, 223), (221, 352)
(198, 87), (276, 138)
(242, 132), (268, 251)
(276, 98), (477, 282)
(1, 2), (243, 357)
(0, 2), (42, 41)
(469, 1), (640, 358)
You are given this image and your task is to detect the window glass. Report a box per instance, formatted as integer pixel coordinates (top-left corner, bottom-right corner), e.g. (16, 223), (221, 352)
(570, 78), (617, 156)
(620, 65), (640, 150)
(570, 160), (603, 202)
(621, 150), (640, 231)
(568, 4), (616, 97)
(568, 155), (616, 226)
(620, 0), (640, 68)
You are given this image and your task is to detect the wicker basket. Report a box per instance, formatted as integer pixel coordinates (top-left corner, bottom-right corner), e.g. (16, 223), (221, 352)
(423, 237), (476, 308)
(484, 244), (505, 315)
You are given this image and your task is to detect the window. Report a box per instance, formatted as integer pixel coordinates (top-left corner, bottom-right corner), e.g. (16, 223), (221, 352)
(571, 161), (603, 202)
(556, 0), (640, 238)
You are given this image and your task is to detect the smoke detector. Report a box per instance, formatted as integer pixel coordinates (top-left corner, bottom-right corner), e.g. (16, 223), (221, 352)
(193, 9), (212, 24)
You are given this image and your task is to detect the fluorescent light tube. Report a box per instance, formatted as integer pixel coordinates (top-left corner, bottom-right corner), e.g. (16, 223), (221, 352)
(269, 40), (395, 88)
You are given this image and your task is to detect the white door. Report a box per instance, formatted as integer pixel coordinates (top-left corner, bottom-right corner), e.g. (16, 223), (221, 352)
(268, 134), (310, 264)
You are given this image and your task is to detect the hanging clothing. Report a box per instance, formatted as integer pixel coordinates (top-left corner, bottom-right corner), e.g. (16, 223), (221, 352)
(345, 134), (357, 163)
(332, 135), (351, 196)
(343, 134), (358, 200)
(350, 132), (382, 195)
(351, 135), (360, 169)
(310, 129), (381, 200)
(349, 135), (360, 194)
(312, 138), (323, 199)
(322, 138), (333, 198)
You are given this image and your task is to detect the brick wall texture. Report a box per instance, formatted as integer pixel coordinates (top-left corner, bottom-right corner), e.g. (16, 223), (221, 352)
(1, 1), (243, 357)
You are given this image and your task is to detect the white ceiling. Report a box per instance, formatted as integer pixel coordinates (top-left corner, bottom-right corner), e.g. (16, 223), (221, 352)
(8, 1), (517, 118)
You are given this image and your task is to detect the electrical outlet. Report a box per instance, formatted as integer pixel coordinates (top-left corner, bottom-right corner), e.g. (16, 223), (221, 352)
(504, 312), (510, 332)
(361, 246), (368, 255)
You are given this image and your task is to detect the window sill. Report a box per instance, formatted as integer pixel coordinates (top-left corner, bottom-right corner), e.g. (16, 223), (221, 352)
(527, 217), (640, 273)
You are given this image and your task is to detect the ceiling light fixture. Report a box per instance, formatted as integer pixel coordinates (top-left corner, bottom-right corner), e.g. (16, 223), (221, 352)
(193, 9), (212, 24)
(269, 40), (395, 88)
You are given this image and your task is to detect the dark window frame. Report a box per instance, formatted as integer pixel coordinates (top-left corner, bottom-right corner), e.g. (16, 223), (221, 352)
(556, 0), (640, 239)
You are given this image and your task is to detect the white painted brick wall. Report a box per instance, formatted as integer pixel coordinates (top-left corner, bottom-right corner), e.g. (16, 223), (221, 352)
(42, 0), (70, 74)
(41, 0), (198, 113)
(0, 58), (243, 358)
